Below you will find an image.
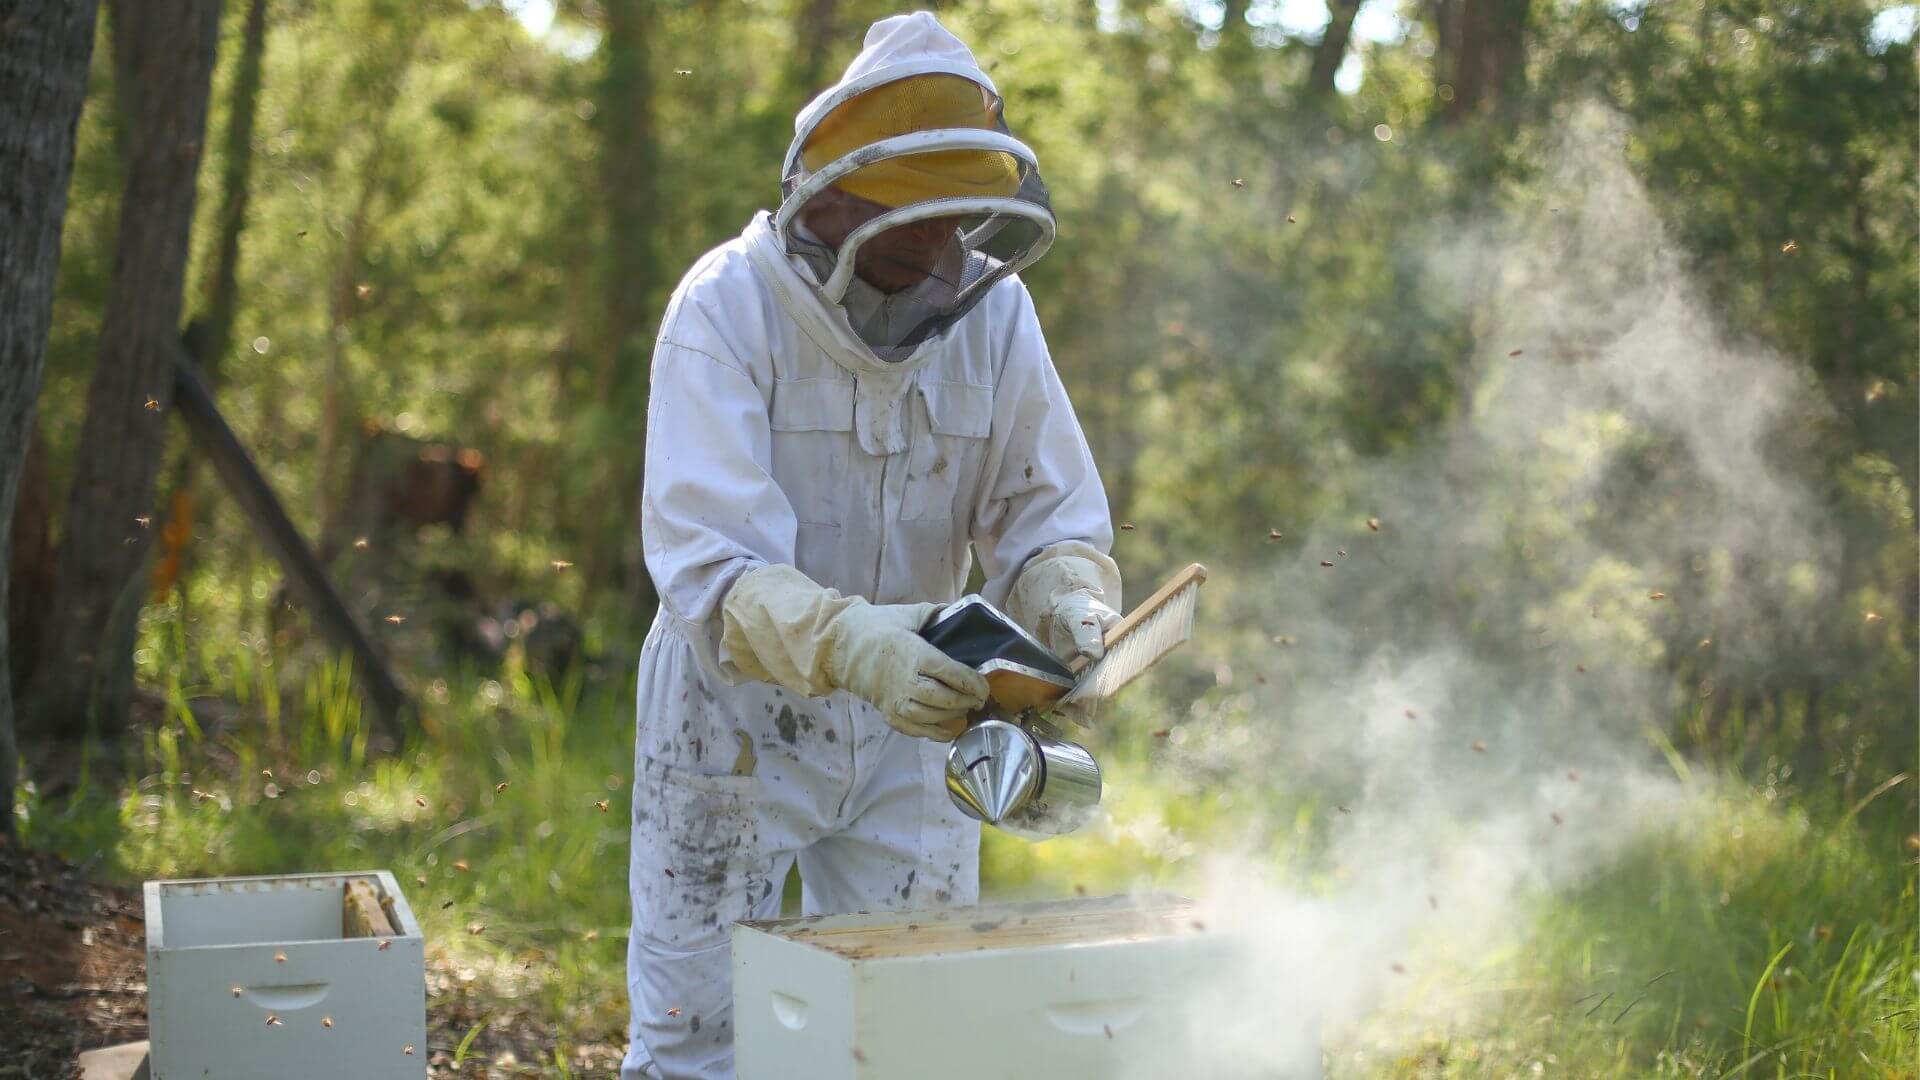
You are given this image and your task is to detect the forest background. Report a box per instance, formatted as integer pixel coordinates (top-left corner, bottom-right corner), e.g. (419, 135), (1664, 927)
(2, 0), (1915, 1074)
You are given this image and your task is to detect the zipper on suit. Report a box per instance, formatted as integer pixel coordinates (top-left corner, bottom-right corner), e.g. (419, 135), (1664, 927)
(870, 441), (888, 595)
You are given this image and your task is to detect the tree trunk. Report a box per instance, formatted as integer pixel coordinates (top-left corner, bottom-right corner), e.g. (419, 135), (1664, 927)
(787, 0), (839, 99)
(1304, 0), (1364, 100)
(595, 0), (660, 621)
(1216, 0), (1254, 71)
(597, 0), (658, 399)
(188, 0), (267, 380)
(159, 0), (269, 621)
(22, 0), (223, 751)
(313, 138), (384, 555)
(1442, 0), (1528, 119)
(0, 0), (104, 836)
(9, 421), (56, 705)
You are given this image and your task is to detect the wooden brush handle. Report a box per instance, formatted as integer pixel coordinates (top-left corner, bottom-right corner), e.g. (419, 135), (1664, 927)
(1105, 562), (1208, 647)
(1070, 562), (1209, 673)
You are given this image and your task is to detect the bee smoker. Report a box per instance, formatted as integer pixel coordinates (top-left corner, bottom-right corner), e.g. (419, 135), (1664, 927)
(920, 596), (1103, 839)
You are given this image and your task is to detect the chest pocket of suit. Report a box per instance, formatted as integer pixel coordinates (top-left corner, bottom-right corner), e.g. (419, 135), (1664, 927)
(901, 380), (993, 523)
(769, 377), (855, 527)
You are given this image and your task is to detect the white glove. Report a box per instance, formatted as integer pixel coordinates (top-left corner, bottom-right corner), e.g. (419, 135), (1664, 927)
(720, 563), (988, 741)
(823, 601), (989, 740)
(1044, 589), (1122, 662)
(1006, 542), (1124, 664)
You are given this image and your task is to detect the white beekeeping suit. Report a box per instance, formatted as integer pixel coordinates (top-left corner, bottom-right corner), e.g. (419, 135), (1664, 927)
(624, 13), (1121, 1078)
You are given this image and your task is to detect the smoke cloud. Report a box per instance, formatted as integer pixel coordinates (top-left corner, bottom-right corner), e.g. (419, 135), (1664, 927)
(1097, 107), (1833, 1076)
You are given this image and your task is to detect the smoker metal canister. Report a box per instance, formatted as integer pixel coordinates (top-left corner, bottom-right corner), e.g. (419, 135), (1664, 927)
(945, 717), (1102, 838)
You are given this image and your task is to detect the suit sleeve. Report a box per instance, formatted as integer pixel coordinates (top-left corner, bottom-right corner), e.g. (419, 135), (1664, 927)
(968, 286), (1117, 612)
(642, 337), (800, 677)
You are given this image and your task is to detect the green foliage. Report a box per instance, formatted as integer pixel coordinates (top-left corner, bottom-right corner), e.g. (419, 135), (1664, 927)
(22, 0), (1916, 1073)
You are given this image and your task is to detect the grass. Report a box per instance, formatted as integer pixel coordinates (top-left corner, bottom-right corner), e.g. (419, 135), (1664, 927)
(1353, 793), (1918, 1077)
(16, 627), (1918, 1077)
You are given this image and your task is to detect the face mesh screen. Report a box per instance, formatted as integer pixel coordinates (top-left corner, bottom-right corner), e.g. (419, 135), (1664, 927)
(779, 81), (1053, 358)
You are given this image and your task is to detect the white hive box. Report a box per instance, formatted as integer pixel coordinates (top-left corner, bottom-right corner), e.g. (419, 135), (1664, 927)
(144, 870), (427, 1079)
(733, 894), (1227, 1080)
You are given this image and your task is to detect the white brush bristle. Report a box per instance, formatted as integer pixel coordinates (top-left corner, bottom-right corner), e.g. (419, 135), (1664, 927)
(1060, 582), (1200, 709)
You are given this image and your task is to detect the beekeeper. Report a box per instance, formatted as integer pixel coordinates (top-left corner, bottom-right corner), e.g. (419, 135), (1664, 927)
(624, 12), (1121, 1078)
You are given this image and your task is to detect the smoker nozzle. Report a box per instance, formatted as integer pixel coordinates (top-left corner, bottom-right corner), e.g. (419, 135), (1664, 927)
(945, 716), (1102, 839)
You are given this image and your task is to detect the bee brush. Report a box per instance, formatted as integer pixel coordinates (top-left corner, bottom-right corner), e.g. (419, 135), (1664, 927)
(1056, 562), (1208, 719)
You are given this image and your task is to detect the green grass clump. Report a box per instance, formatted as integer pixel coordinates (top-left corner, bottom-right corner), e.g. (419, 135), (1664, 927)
(1348, 793), (1917, 1077)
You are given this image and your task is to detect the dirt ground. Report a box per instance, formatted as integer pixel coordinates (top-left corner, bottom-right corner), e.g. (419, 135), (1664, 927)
(0, 838), (624, 1078)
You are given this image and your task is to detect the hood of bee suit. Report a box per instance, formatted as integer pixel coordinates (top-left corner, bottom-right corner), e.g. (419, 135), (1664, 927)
(764, 11), (1055, 371)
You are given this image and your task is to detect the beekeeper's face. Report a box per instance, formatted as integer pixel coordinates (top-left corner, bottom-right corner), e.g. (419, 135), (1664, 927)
(800, 186), (964, 294)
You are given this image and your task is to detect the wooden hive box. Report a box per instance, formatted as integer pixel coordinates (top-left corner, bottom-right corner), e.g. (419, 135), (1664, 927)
(144, 871), (426, 1079)
(732, 893), (1226, 1079)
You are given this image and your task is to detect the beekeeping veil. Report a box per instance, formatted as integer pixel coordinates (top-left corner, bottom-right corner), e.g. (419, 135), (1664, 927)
(775, 12), (1055, 362)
